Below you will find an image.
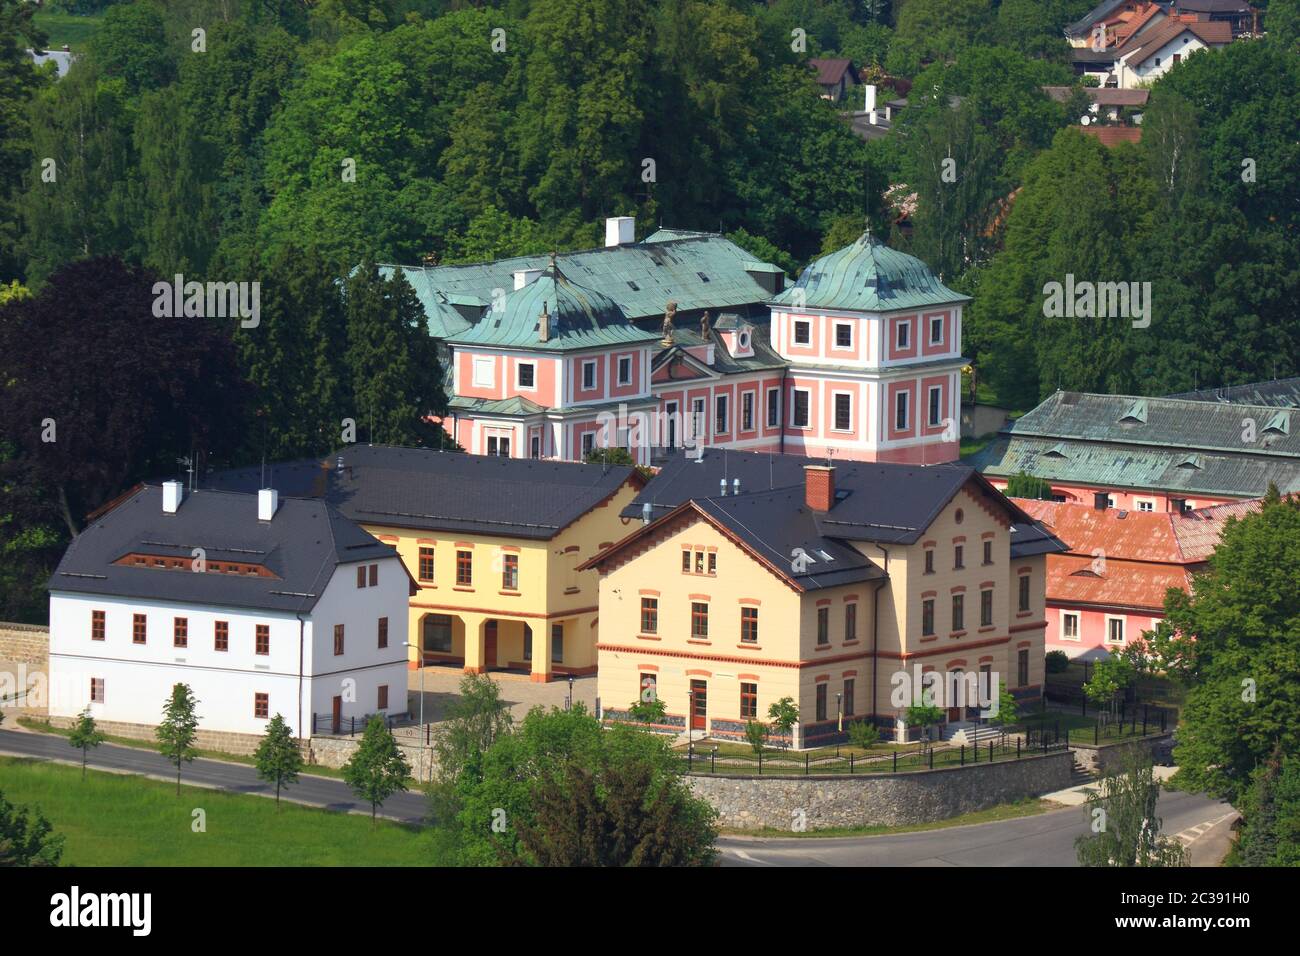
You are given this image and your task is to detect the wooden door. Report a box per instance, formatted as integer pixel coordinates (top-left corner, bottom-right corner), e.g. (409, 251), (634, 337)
(484, 620), (498, 669)
(690, 679), (707, 730)
(332, 695), (342, 734)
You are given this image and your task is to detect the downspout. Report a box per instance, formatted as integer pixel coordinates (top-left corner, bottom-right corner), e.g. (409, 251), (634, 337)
(296, 613), (306, 744)
(871, 544), (890, 728)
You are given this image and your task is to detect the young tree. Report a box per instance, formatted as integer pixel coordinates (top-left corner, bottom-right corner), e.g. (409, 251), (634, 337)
(766, 697), (800, 749)
(1084, 651), (1135, 723)
(744, 719), (769, 756)
(156, 683), (200, 796)
(68, 708), (105, 780)
(1075, 747), (1187, 867)
(343, 715), (411, 825)
(253, 714), (303, 809)
(848, 720), (880, 750)
(0, 791), (63, 866)
(905, 702), (945, 742)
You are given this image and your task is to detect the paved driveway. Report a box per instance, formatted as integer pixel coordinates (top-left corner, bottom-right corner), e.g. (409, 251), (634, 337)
(404, 666), (597, 727)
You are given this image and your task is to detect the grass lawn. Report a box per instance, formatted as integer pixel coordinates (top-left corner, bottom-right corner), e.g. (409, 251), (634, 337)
(32, 11), (103, 52)
(0, 757), (442, 866)
(677, 739), (916, 759)
(722, 797), (1053, 838)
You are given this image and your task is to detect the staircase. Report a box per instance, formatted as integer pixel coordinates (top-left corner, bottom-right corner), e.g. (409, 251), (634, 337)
(941, 722), (1005, 747)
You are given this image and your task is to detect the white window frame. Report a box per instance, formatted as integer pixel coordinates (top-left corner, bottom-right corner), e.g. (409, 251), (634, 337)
(581, 431), (595, 457)
(895, 319), (911, 351)
(831, 390), (853, 433)
(741, 390), (754, 432)
(793, 319), (811, 346)
(714, 393), (729, 435)
(791, 387), (811, 429)
(927, 384), (943, 427)
(516, 361), (536, 391)
(472, 356), (494, 388)
(580, 359), (597, 392)
(1060, 611), (1081, 642)
(766, 387), (780, 428)
(1135, 498), (1155, 512)
(1105, 615), (1126, 645)
(833, 322), (854, 351)
(617, 355), (632, 386)
(929, 315), (944, 345)
(894, 390), (909, 431)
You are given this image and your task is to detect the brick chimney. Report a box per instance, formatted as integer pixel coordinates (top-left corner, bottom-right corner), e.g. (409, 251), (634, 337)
(804, 465), (835, 512)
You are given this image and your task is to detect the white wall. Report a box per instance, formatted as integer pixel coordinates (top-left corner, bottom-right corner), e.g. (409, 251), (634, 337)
(48, 553), (410, 738)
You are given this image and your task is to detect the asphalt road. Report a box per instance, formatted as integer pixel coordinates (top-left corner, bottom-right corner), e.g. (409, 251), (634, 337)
(0, 727), (432, 826)
(717, 788), (1234, 867)
(1, 727), (1232, 866)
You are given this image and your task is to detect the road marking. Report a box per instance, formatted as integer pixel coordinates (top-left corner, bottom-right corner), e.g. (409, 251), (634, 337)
(1174, 812), (1236, 845)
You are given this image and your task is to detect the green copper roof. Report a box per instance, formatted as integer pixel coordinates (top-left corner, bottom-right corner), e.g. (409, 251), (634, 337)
(378, 232), (781, 335)
(444, 261), (661, 352)
(770, 231), (969, 313)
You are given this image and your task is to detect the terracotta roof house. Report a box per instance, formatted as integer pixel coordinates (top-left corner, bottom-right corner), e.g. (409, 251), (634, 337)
(1012, 494), (1271, 659)
(1171, 0), (1261, 36)
(1075, 124), (1144, 146)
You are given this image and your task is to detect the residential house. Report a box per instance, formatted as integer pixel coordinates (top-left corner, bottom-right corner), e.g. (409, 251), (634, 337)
(1043, 85), (1149, 123)
(1172, 0), (1261, 36)
(582, 450), (1066, 747)
(970, 388), (1300, 512)
(46, 482), (412, 748)
(809, 58), (859, 102)
(203, 446), (644, 682)
(1071, 14), (1233, 87)
(1013, 494), (1269, 660)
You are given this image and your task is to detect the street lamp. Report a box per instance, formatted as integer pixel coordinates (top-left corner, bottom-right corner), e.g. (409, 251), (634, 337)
(687, 688), (694, 746)
(567, 673), (574, 712)
(404, 640), (427, 782)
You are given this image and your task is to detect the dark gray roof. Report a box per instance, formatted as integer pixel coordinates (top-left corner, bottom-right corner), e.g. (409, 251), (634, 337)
(1066, 0), (1130, 38)
(1166, 377), (1300, 408)
(49, 486), (395, 613)
(623, 449), (1063, 581)
(1003, 390), (1299, 459)
(204, 445), (638, 540)
(650, 319), (787, 377)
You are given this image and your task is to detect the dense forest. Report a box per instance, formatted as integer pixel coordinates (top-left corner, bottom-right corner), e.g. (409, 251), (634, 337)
(1, 0), (1298, 621)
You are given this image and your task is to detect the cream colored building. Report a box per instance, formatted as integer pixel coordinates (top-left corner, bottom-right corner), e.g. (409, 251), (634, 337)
(583, 451), (1064, 746)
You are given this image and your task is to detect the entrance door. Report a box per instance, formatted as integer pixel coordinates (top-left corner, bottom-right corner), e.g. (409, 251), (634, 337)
(690, 679), (707, 731)
(331, 695), (342, 734)
(665, 401), (678, 448)
(947, 671), (962, 723)
(484, 620), (498, 669)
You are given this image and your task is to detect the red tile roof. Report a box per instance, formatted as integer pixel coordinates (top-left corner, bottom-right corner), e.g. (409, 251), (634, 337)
(809, 58), (854, 86)
(1075, 124), (1143, 146)
(1046, 553), (1193, 611)
(1015, 499), (1185, 562)
(1118, 18), (1232, 65)
(1171, 498), (1266, 561)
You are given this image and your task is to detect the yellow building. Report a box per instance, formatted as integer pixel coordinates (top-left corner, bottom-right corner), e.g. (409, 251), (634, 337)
(206, 446), (644, 682)
(582, 450), (1065, 746)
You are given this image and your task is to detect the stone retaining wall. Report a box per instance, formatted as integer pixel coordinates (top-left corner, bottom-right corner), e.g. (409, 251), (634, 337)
(307, 734), (434, 780)
(686, 749), (1074, 831)
(0, 622), (49, 665)
(1071, 734), (1175, 775)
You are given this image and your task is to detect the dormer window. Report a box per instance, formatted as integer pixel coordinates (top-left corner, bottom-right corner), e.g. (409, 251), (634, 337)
(738, 330), (750, 349)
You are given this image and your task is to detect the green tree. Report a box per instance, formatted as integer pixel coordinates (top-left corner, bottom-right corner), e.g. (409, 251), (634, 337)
(456, 706), (717, 866)
(253, 714), (303, 809)
(1238, 746), (1282, 866)
(766, 696), (800, 748)
(848, 720), (880, 750)
(87, 0), (177, 95)
(1147, 491), (1300, 805)
(905, 702), (945, 741)
(886, 0), (994, 76)
(343, 715), (411, 825)
(1084, 651), (1135, 722)
(1075, 747), (1188, 867)
(432, 673), (514, 785)
(0, 0), (49, 278)
(1005, 472), (1053, 500)
(0, 791), (64, 866)
(68, 708), (105, 780)
(156, 683), (201, 796)
(744, 719), (769, 755)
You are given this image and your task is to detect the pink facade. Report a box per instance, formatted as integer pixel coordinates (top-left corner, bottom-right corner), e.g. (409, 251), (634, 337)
(1043, 604), (1163, 662)
(987, 479), (1237, 513)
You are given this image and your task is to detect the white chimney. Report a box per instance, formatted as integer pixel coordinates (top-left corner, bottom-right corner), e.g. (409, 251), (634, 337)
(865, 84), (876, 114)
(258, 488), (279, 521)
(641, 502), (653, 525)
(733, 478), (740, 495)
(605, 216), (635, 247)
(513, 267), (542, 290)
(719, 478), (727, 497)
(162, 481), (183, 514)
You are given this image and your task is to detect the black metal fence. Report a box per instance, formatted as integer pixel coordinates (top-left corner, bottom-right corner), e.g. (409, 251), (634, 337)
(310, 712), (397, 736)
(678, 734), (1069, 776)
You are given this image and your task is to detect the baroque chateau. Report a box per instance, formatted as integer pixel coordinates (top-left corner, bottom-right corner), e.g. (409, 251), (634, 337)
(384, 218), (969, 466)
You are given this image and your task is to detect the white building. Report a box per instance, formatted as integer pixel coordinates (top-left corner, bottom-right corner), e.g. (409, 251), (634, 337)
(47, 482), (412, 743)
